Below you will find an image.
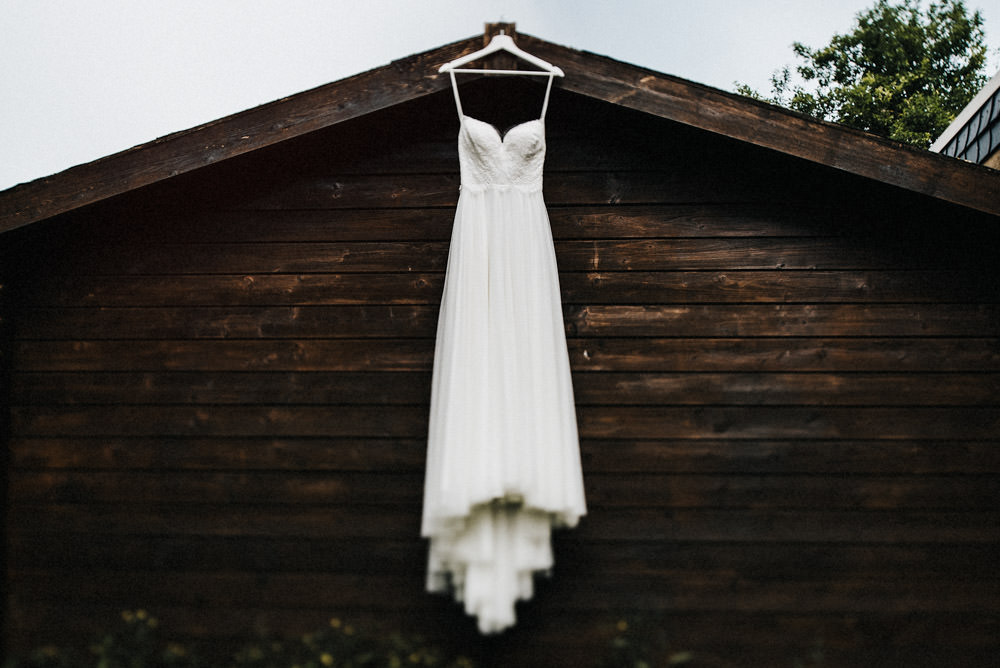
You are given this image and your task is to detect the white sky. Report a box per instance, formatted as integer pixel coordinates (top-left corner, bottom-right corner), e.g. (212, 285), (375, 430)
(3, 0), (1000, 190)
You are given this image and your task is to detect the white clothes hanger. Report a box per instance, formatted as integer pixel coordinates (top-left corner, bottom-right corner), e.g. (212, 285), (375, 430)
(440, 33), (564, 77)
(442, 32), (563, 121)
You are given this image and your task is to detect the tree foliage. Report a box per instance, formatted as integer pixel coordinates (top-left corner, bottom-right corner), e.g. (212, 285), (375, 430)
(737, 0), (989, 147)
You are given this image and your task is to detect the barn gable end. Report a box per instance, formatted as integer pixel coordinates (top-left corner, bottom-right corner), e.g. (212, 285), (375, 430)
(2, 26), (999, 667)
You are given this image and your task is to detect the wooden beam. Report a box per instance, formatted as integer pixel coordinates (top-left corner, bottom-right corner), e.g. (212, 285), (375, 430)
(519, 34), (1000, 218)
(3, 30), (999, 234)
(482, 22), (518, 71)
(0, 37), (479, 233)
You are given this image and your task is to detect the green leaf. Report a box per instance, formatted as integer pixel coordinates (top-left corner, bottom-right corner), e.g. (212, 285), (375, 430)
(734, 0), (988, 146)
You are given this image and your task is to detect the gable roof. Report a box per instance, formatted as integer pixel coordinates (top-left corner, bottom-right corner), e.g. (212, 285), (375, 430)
(931, 68), (1000, 166)
(3, 24), (999, 234)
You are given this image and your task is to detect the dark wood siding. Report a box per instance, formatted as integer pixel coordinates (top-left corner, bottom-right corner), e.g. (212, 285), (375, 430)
(4, 84), (999, 666)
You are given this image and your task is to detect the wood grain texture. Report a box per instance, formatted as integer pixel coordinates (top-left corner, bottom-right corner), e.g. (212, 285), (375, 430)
(522, 34), (1000, 216)
(9, 568), (999, 613)
(0, 36), (475, 231)
(10, 437), (1000, 474)
(45, 204), (844, 244)
(25, 269), (1000, 307)
(10, 534), (998, 581)
(18, 238), (926, 275)
(12, 371), (998, 406)
(10, 470), (998, 510)
(7, 504), (997, 543)
(13, 303), (999, 340)
(3, 28), (1000, 235)
(15, 337), (1000, 372)
(4, 56), (1000, 664)
(9, 405), (1000, 441)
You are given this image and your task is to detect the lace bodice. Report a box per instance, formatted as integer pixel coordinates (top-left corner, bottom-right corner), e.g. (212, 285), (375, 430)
(459, 116), (545, 191)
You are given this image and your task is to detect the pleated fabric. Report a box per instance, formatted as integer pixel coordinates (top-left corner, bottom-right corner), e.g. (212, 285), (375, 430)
(421, 115), (586, 634)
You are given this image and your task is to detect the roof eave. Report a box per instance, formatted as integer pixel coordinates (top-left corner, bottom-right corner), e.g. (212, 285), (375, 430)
(3, 30), (999, 234)
(0, 35), (479, 234)
(519, 35), (1000, 218)
(930, 68), (1000, 153)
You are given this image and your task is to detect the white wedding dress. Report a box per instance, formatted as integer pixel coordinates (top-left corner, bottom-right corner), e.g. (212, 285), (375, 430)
(421, 75), (586, 634)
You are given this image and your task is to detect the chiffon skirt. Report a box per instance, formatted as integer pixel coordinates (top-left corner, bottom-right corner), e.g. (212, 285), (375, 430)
(421, 184), (586, 633)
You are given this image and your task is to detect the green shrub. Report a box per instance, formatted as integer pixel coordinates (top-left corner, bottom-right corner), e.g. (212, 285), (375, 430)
(3, 611), (473, 668)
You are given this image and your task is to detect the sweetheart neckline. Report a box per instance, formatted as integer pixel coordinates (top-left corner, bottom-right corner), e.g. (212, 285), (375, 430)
(463, 115), (543, 143)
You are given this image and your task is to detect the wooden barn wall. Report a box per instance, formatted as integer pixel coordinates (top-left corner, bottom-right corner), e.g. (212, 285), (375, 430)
(4, 81), (1000, 666)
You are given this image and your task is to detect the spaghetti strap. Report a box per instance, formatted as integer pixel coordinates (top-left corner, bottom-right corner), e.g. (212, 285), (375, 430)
(448, 70), (556, 123)
(539, 73), (555, 120)
(449, 70), (465, 120)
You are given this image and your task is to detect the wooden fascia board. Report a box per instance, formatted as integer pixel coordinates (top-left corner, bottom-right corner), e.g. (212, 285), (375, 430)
(523, 37), (1000, 218)
(0, 37), (479, 234)
(4, 31), (998, 235)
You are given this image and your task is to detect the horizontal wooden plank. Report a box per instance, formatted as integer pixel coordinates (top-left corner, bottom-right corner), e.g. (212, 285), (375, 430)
(580, 439), (1000, 474)
(169, 133), (661, 176)
(10, 503), (997, 542)
(569, 337), (1000, 372)
(549, 204), (842, 239)
(31, 238), (930, 275)
(8, 437), (427, 471)
(10, 568), (998, 613)
(14, 304), (999, 340)
(10, 534), (998, 583)
(51, 241), (451, 274)
(563, 269), (999, 305)
(580, 472), (1000, 509)
(16, 305), (441, 339)
(553, 540), (1000, 584)
(11, 405), (1000, 439)
(5, 535), (428, 575)
(14, 339), (435, 372)
(7, 470), (423, 506)
(573, 372), (1000, 406)
(69, 204), (842, 244)
(238, 173), (460, 209)
(11, 437), (999, 474)
(566, 304), (1000, 338)
(120, 209), (457, 243)
(556, 238), (912, 271)
(9, 405), (429, 438)
(15, 337), (1000, 372)
(12, 371), (999, 406)
(31, 273), (448, 307)
(11, 371), (433, 405)
(9, 470), (996, 510)
(234, 171), (793, 210)
(26, 270), (999, 307)
(577, 406), (1000, 440)
(580, 508), (1000, 543)
(5, 503), (422, 538)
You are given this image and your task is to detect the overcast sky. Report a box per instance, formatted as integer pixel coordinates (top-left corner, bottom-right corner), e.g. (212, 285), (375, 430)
(3, 0), (1000, 190)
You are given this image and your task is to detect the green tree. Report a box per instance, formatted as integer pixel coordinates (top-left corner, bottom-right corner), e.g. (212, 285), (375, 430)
(737, 0), (989, 147)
